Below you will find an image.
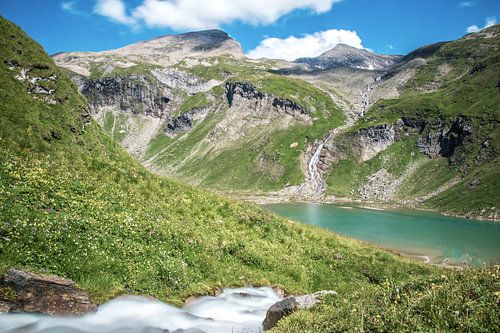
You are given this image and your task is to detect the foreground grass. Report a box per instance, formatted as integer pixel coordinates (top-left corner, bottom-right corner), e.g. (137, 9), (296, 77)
(0, 17), (498, 332)
(273, 267), (500, 332)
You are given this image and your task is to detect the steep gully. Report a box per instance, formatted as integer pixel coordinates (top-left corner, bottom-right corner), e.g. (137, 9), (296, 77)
(293, 76), (381, 197)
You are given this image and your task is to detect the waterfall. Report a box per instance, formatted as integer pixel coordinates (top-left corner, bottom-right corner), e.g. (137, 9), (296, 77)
(292, 75), (382, 197)
(294, 130), (336, 196)
(308, 131), (334, 183)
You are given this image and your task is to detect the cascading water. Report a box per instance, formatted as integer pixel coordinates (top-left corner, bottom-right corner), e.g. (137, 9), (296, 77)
(0, 287), (282, 333)
(294, 130), (336, 197)
(308, 132), (334, 184)
(293, 75), (383, 197)
(358, 76), (380, 118)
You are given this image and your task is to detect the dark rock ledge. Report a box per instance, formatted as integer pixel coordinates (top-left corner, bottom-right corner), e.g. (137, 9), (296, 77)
(0, 268), (96, 315)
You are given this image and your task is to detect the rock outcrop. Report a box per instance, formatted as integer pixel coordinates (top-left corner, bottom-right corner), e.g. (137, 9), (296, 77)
(410, 117), (472, 160)
(225, 81), (307, 119)
(318, 123), (397, 176)
(186, 81), (313, 151)
(6, 62), (58, 105)
(0, 269), (96, 315)
(262, 290), (337, 330)
(358, 124), (396, 161)
(151, 67), (221, 94)
(165, 107), (210, 136)
(81, 75), (172, 118)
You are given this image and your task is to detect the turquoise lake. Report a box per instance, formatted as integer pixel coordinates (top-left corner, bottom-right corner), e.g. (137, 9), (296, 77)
(264, 203), (500, 266)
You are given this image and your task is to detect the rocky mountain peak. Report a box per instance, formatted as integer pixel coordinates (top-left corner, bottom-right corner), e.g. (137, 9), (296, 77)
(325, 43), (360, 52)
(114, 28), (243, 58)
(320, 43), (372, 58)
(139, 29), (236, 51)
(174, 29), (231, 41)
(295, 44), (402, 71)
(52, 29), (243, 76)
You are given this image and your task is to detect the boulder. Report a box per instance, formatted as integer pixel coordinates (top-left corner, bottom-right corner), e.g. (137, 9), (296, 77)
(262, 290), (336, 330)
(0, 268), (96, 315)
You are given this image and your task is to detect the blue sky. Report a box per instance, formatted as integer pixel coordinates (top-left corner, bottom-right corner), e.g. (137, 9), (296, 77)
(1, 0), (499, 60)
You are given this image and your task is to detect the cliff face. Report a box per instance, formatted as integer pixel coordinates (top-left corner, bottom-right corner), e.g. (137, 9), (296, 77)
(82, 75), (172, 118)
(225, 81), (309, 120)
(165, 107), (210, 136)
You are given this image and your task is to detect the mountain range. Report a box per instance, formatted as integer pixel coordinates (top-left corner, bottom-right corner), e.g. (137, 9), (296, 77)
(51, 25), (500, 220)
(0, 16), (499, 332)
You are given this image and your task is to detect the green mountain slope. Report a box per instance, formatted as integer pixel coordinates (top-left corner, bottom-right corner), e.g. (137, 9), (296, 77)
(326, 26), (500, 219)
(0, 18), (499, 332)
(76, 55), (345, 192)
(146, 74), (344, 191)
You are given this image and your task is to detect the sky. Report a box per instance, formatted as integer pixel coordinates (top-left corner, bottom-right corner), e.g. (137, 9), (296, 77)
(1, 0), (499, 61)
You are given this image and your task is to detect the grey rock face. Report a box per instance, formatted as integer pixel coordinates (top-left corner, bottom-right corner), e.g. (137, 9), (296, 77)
(0, 269), (96, 315)
(319, 124), (396, 175)
(295, 44), (402, 71)
(81, 75), (171, 118)
(165, 107), (209, 136)
(409, 117), (472, 159)
(225, 81), (306, 117)
(262, 290), (336, 330)
(130, 29), (243, 57)
(174, 29), (238, 53)
(357, 124), (396, 161)
(262, 297), (298, 331)
(226, 81), (264, 106)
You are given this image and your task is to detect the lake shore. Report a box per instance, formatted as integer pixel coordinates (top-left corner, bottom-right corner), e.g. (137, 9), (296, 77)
(236, 197), (500, 268)
(224, 192), (499, 223)
(381, 247), (467, 269)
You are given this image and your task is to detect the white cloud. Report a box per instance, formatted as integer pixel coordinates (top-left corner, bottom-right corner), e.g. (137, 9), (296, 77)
(466, 16), (497, 33)
(61, 1), (83, 15)
(94, 0), (340, 30)
(94, 0), (137, 25)
(485, 17), (497, 27)
(246, 29), (364, 61)
(61, 1), (75, 11)
(467, 25), (480, 33)
(386, 44), (394, 50)
(459, 1), (477, 7)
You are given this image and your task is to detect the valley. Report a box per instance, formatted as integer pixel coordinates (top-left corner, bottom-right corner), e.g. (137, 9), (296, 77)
(0, 11), (499, 333)
(52, 25), (500, 221)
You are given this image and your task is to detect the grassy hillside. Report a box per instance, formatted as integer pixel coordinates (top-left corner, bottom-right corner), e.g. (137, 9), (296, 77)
(79, 53), (345, 191)
(145, 73), (344, 191)
(0, 17), (499, 332)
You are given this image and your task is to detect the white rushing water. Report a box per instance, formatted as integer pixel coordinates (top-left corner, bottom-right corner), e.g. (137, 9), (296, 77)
(307, 131), (334, 184)
(0, 287), (282, 333)
(294, 127), (342, 196)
